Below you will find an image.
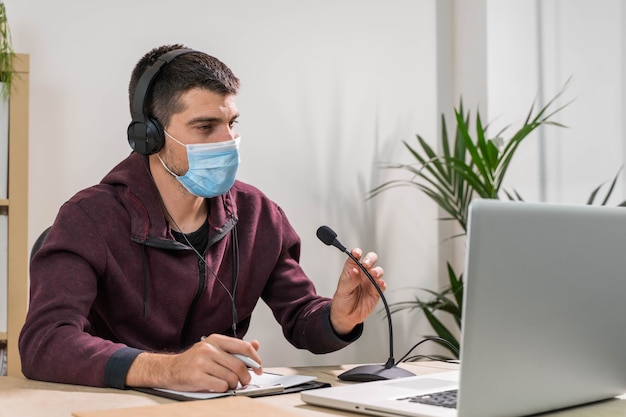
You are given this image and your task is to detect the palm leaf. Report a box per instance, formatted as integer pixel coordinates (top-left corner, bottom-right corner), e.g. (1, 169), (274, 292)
(587, 166), (623, 206)
(421, 307), (459, 356)
(371, 83), (576, 362)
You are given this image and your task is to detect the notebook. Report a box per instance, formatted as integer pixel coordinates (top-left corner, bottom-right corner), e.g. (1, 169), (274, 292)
(302, 200), (626, 417)
(135, 371), (326, 401)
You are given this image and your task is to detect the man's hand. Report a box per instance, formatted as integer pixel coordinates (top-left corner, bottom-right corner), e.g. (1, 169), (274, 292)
(125, 334), (263, 392)
(330, 248), (385, 335)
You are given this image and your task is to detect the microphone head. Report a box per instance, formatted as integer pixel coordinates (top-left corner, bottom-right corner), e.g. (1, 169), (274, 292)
(316, 225), (347, 252)
(316, 225), (337, 246)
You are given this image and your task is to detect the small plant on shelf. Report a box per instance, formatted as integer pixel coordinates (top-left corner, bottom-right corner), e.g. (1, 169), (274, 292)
(0, 1), (15, 101)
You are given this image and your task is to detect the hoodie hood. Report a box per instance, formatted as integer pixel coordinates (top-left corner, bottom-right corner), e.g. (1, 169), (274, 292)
(101, 152), (237, 245)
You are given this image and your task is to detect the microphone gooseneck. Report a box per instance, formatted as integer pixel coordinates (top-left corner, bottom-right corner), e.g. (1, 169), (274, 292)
(316, 225), (415, 382)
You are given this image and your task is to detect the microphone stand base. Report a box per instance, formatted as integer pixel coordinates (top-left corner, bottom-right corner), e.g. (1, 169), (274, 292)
(338, 364), (415, 382)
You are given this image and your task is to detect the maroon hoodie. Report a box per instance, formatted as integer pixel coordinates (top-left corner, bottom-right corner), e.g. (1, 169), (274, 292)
(19, 152), (361, 388)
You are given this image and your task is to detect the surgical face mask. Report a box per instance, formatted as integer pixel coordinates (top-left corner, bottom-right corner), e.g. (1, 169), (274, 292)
(158, 130), (240, 198)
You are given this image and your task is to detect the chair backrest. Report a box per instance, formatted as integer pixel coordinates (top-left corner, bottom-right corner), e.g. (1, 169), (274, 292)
(30, 226), (52, 261)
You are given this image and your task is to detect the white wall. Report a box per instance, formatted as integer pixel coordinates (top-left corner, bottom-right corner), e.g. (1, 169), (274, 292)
(7, 0), (625, 369)
(6, 0), (441, 367)
(488, 0), (625, 205)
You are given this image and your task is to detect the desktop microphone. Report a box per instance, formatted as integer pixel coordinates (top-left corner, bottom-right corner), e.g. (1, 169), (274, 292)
(316, 225), (415, 382)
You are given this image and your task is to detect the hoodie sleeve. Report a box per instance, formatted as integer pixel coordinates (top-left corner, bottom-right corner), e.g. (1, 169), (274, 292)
(259, 206), (363, 353)
(19, 199), (138, 387)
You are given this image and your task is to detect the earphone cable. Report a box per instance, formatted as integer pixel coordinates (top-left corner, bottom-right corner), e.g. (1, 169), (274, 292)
(142, 158), (239, 337)
(169, 213), (239, 337)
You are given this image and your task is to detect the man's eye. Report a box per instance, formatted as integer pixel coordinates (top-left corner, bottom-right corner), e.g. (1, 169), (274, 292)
(229, 120), (239, 128)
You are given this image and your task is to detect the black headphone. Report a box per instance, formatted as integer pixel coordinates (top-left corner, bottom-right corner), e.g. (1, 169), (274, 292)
(127, 48), (198, 155)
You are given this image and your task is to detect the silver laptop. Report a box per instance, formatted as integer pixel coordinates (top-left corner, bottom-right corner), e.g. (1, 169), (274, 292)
(302, 200), (626, 417)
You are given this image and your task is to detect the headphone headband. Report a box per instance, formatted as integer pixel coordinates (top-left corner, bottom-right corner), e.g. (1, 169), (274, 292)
(127, 48), (198, 155)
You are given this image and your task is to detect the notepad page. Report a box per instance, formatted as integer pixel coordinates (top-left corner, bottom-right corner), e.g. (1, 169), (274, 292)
(152, 371), (316, 400)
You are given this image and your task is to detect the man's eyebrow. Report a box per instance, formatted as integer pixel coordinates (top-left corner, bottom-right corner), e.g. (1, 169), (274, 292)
(186, 117), (221, 126)
(186, 114), (240, 126)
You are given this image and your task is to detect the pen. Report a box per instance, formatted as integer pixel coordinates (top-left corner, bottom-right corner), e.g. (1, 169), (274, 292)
(200, 336), (261, 369)
(233, 353), (262, 370)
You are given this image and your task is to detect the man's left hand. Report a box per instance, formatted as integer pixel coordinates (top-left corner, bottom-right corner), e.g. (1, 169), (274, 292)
(329, 248), (385, 335)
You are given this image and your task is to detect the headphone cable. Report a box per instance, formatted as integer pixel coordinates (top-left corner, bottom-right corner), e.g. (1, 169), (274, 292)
(142, 157), (240, 338)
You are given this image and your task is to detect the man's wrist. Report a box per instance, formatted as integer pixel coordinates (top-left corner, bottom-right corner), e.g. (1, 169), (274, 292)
(329, 309), (359, 336)
(125, 351), (171, 388)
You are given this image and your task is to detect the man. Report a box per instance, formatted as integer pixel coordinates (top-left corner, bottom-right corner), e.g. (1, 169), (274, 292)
(19, 44), (385, 393)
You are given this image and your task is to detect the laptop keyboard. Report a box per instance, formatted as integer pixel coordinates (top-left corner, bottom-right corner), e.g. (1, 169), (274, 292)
(399, 389), (458, 409)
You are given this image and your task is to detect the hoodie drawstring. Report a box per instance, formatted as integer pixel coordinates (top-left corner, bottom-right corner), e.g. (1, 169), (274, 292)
(141, 245), (148, 318)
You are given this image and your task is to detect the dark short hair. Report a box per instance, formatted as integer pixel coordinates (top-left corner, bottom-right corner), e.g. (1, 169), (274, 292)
(128, 44), (240, 128)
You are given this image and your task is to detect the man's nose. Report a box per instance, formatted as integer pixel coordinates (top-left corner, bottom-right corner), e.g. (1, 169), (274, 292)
(217, 125), (237, 142)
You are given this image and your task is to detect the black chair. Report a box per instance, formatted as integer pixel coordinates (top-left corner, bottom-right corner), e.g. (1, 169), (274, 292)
(30, 226), (52, 261)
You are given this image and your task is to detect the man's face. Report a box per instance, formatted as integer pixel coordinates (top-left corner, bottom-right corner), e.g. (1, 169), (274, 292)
(158, 88), (239, 176)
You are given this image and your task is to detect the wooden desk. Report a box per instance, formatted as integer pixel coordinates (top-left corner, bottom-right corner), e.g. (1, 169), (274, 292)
(1, 362), (625, 417)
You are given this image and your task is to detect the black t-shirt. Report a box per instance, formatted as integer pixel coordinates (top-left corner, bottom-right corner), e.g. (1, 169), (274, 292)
(172, 220), (210, 254)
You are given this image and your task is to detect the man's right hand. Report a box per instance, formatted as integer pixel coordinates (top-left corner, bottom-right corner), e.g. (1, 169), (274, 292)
(125, 334), (263, 392)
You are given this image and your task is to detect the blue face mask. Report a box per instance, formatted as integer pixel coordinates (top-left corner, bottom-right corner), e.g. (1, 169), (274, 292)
(158, 131), (240, 198)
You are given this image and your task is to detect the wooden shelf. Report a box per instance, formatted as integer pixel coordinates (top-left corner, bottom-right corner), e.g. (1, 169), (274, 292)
(5, 53), (29, 376)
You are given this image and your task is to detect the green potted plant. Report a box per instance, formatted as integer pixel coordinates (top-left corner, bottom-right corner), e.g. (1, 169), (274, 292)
(0, 1), (15, 101)
(369, 84), (621, 360)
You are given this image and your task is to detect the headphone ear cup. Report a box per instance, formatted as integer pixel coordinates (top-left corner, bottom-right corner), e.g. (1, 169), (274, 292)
(127, 117), (165, 155)
(128, 48), (196, 155)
